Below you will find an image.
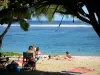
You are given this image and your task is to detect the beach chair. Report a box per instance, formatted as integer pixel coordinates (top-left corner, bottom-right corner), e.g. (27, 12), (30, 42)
(0, 57), (9, 68)
(22, 52), (36, 71)
(0, 53), (9, 68)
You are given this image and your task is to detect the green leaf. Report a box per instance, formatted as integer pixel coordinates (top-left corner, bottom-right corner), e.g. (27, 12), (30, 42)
(19, 19), (29, 31)
(45, 5), (57, 22)
(24, 9), (32, 19)
(0, 18), (9, 25)
(0, 1), (8, 10)
(0, 19), (4, 25)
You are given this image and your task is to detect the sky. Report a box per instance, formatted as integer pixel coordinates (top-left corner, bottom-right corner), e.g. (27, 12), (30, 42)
(31, 13), (79, 21)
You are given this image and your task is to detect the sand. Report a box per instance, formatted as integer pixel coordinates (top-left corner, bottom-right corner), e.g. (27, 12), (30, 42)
(36, 56), (100, 75)
(9, 56), (100, 75)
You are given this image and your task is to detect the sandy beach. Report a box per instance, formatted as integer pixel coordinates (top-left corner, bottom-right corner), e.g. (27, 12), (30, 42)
(8, 55), (100, 75)
(34, 56), (100, 75)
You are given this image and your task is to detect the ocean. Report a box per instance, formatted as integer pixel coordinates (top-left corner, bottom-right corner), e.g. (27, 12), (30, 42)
(0, 21), (100, 56)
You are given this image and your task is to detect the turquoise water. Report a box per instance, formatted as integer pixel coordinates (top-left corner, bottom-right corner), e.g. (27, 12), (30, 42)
(0, 25), (100, 56)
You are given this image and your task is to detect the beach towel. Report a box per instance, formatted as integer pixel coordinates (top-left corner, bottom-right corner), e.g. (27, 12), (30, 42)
(61, 67), (94, 74)
(61, 70), (83, 74)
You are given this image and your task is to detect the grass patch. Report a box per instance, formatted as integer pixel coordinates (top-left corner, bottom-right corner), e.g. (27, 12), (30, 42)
(0, 51), (22, 56)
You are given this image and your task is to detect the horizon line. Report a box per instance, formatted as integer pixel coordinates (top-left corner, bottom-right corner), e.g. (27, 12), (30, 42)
(0, 24), (92, 27)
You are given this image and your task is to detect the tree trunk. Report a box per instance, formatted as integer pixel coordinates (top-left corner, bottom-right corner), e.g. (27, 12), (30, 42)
(91, 21), (100, 37)
(0, 38), (2, 49)
(88, 10), (100, 37)
(85, 2), (100, 37)
(90, 18), (100, 37)
(0, 22), (12, 48)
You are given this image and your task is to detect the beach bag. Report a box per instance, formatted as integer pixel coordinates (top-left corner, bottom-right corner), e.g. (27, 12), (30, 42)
(6, 61), (20, 72)
(7, 64), (17, 72)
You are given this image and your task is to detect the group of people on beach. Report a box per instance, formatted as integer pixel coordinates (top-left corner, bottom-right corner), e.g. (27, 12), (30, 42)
(6, 44), (42, 72)
(27, 44), (72, 60)
(26, 44), (42, 60)
(6, 44), (72, 72)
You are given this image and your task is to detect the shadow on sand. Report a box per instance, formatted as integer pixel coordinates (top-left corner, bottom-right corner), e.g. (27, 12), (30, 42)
(0, 68), (73, 75)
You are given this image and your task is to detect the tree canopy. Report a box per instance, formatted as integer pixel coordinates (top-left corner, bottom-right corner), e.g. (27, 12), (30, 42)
(0, 0), (32, 31)
(0, 0), (100, 48)
(33, 0), (100, 37)
(0, 0), (34, 48)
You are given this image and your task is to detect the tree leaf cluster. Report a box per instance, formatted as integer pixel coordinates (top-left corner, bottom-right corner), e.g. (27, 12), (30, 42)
(19, 19), (29, 31)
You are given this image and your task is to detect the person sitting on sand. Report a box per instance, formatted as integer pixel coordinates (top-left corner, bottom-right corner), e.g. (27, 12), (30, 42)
(35, 47), (41, 60)
(53, 51), (72, 60)
(65, 51), (72, 60)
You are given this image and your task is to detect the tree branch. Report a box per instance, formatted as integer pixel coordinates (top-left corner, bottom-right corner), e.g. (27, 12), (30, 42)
(0, 21), (12, 39)
(76, 14), (91, 24)
(56, 11), (91, 24)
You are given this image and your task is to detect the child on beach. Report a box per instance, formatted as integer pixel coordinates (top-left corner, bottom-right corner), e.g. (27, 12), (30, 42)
(35, 47), (41, 60)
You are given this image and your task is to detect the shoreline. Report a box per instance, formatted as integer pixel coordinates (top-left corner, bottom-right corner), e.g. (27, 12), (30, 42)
(8, 55), (100, 61)
(6, 55), (100, 58)
(1, 50), (100, 56)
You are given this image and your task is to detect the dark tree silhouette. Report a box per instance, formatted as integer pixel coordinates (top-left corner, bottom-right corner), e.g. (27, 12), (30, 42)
(0, 0), (32, 48)
(0, 0), (100, 48)
(34, 0), (100, 37)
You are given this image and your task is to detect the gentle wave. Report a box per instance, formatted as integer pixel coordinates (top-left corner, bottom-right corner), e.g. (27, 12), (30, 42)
(0, 24), (92, 27)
